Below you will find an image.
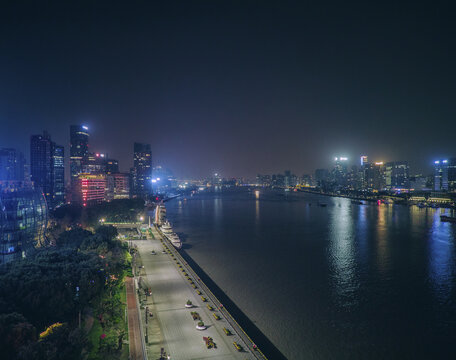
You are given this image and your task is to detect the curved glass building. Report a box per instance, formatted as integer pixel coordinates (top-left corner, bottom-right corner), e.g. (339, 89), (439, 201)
(0, 188), (48, 264)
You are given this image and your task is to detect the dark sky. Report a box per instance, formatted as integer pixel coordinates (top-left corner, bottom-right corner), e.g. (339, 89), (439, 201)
(1, 1), (455, 178)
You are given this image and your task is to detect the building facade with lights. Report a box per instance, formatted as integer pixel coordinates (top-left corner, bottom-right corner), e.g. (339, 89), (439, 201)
(76, 173), (106, 207)
(0, 183), (48, 264)
(132, 142), (152, 198)
(30, 132), (65, 209)
(385, 161), (409, 191)
(434, 160), (449, 191)
(106, 173), (130, 200)
(70, 125), (90, 201)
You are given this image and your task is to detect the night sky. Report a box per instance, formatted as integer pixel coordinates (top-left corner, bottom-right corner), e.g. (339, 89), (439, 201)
(1, 1), (455, 178)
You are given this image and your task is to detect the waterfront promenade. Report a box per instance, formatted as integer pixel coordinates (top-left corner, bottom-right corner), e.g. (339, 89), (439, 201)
(130, 226), (265, 360)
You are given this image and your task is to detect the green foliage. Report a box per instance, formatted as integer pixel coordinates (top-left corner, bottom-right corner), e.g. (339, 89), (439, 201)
(85, 199), (145, 226)
(0, 312), (36, 359)
(18, 324), (87, 360)
(0, 224), (130, 360)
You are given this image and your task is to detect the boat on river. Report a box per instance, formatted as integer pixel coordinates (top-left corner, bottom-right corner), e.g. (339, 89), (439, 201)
(440, 215), (456, 223)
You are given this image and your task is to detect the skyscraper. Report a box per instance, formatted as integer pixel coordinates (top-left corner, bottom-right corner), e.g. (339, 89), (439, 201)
(132, 142), (152, 198)
(434, 160), (449, 191)
(30, 132), (65, 209)
(70, 125), (89, 201)
(385, 161), (409, 191)
(30, 132), (53, 203)
(52, 144), (65, 207)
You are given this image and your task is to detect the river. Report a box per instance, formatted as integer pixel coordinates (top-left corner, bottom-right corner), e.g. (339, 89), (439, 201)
(164, 189), (456, 359)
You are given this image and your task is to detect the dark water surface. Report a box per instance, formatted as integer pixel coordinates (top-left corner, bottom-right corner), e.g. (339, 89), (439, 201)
(165, 189), (456, 359)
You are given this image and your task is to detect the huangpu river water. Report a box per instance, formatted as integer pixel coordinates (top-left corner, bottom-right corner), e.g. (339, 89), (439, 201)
(165, 189), (456, 359)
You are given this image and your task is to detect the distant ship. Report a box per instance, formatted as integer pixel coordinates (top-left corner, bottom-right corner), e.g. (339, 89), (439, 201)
(440, 215), (456, 223)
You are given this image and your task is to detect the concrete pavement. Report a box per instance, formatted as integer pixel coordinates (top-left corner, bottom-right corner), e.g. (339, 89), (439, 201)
(131, 227), (262, 360)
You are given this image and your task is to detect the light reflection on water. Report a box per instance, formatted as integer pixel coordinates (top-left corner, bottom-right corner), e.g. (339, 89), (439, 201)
(329, 199), (358, 302)
(165, 190), (456, 359)
(429, 210), (454, 303)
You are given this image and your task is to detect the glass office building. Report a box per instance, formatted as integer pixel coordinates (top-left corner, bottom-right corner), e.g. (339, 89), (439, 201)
(0, 188), (48, 264)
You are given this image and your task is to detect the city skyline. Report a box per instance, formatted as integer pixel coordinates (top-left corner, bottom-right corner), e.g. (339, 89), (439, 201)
(1, 1), (455, 178)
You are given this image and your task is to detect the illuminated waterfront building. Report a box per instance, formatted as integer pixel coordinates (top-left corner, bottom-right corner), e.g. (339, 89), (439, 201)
(385, 161), (409, 191)
(446, 158), (456, 192)
(332, 157), (349, 189)
(363, 162), (385, 192)
(434, 160), (449, 191)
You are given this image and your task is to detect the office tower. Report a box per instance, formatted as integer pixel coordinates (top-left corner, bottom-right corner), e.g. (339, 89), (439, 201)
(30, 132), (65, 209)
(30, 132), (53, 203)
(0, 148), (25, 181)
(70, 125), (89, 190)
(363, 162), (385, 192)
(360, 155), (368, 166)
(132, 142), (152, 197)
(434, 160), (449, 191)
(447, 158), (456, 192)
(332, 157), (349, 189)
(82, 153), (107, 174)
(52, 145), (65, 207)
(385, 161), (409, 191)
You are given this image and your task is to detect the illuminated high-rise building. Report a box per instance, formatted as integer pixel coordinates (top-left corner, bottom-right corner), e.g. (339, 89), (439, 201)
(70, 125), (89, 202)
(434, 160), (449, 191)
(52, 145), (65, 207)
(363, 162), (385, 191)
(360, 155), (368, 166)
(30, 132), (65, 209)
(447, 158), (456, 192)
(132, 142), (152, 198)
(30, 132), (52, 203)
(385, 161), (409, 191)
(332, 157), (349, 189)
(70, 125), (89, 181)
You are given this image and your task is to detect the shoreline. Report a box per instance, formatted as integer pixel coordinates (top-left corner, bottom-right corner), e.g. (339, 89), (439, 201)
(177, 247), (288, 360)
(157, 226), (285, 360)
